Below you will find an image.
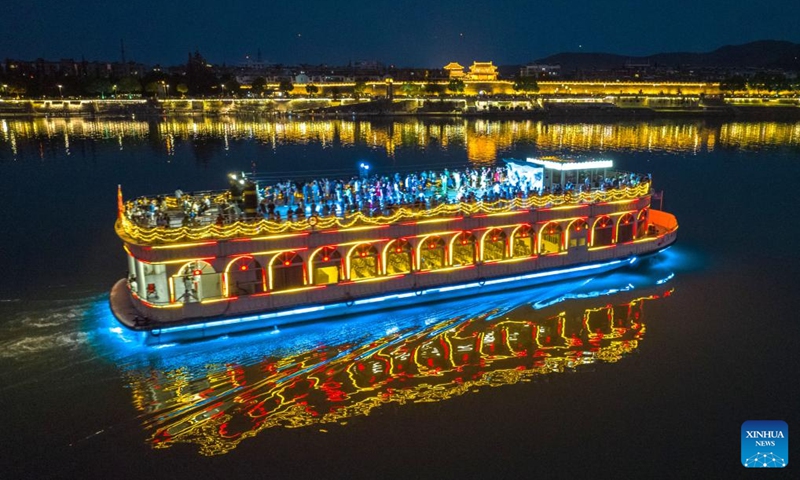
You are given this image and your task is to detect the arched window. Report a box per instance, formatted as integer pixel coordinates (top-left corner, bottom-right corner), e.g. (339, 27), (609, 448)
(482, 228), (507, 261)
(348, 243), (379, 280)
(451, 231), (477, 266)
(567, 219), (588, 249)
(225, 256), (265, 296)
(617, 213), (635, 244)
(637, 209), (649, 238)
(270, 252), (305, 291)
(174, 260), (220, 303)
(512, 224), (534, 257)
(539, 222), (564, 254)
(418, 236), (446, 271)
(311, 246), (342, 285)
(384, 239), (413, 275)
(592, 216), (614, 247)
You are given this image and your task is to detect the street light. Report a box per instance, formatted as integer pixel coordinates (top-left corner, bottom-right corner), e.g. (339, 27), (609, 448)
(221, 84), (226, 98)
(57, 84), (63, 98)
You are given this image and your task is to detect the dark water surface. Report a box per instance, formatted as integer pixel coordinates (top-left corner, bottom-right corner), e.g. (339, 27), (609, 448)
(1, 117), (798, 478)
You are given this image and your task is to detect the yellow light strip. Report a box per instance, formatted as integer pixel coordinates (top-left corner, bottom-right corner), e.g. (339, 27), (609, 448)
(335, 238), (390, 248)
(536, 215), (586, 224)
(425, 264), (474, 274)
(493, 255), (537, 265)
(323, 224), (390, 233)
(151, 241), (217, 250)
(153, 257), (217, 265)
(347, 274), (404, 284)
(155, 256), (217, 265)
(588, 245), (616, 251)
(484, 210), (529, 217)
(201, 296), (237, 304)
(270, 285), (326, 295)
(250, 247), (309, 256)
(168, 277), (175, 303)
(248, 232), (310, 241)
(547, 204), (589, 211)
(412, 230), (459, 239)
(411, 217), (463, 225)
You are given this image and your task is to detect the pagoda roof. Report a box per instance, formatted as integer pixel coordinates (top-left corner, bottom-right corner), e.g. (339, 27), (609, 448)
(443, 62), (465, 70)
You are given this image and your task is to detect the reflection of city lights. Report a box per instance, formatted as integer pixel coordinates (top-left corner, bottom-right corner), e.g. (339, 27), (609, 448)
(2, 118), (800, 161)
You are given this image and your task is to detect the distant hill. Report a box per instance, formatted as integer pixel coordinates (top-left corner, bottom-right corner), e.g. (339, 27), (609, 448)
(532, 40), (800, 72)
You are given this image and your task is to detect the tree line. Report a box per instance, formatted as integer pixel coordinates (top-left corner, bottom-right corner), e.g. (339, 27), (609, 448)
(719, 72), (798, 94)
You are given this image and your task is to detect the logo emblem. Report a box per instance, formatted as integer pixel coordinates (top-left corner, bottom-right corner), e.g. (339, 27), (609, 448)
(741, 420), (788, 468)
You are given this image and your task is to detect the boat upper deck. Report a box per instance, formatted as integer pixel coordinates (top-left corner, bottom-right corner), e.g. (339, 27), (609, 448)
(118, 158), (652, 245)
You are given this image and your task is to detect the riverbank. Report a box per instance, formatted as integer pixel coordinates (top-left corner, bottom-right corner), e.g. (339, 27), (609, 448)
(2, 96), (800, 120)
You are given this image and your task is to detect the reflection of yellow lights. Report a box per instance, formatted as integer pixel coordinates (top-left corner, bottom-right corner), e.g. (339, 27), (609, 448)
(128, 291), (671, 455)
(125, 290), (666, 455)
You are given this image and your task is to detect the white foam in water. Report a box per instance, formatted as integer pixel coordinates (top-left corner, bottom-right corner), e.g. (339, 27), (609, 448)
(0, 299), (94, 358)
(28, 309), (80, 326)
(0, 331), (89, 358)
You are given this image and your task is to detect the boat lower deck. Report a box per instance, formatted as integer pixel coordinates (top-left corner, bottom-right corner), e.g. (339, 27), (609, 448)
(110, 240), (674, 344)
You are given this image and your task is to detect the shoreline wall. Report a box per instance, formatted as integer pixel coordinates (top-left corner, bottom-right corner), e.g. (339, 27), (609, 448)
(1, 95), (799, 119)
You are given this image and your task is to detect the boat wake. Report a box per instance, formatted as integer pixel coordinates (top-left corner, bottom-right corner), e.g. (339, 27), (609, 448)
(0, 298), (97, 359)
(0, 331), (90, 359)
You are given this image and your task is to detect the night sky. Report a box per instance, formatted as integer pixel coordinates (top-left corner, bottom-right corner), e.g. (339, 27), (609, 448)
(3, 0), (799, 67)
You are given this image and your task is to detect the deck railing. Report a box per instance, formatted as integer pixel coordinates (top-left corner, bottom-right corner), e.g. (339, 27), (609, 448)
(118, 182), (651, 245)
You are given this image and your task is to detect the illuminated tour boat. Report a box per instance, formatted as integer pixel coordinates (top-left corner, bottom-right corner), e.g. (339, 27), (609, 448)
(110, 157), (678, 342)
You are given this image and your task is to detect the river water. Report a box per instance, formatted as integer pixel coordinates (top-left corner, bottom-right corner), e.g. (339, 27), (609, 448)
(0, 117), (798, 478)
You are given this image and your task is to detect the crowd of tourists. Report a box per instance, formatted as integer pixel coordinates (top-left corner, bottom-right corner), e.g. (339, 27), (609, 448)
(125, 165), (650, 227)
(255, 165), (650, 222)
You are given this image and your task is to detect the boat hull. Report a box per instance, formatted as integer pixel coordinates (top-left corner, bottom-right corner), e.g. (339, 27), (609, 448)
(110, 232), (675, 344)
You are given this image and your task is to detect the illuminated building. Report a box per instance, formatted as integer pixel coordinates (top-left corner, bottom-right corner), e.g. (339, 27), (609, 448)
(443, 62), (466, 79)
(466, 61), (499, 81)
(109, 157), (678, 343)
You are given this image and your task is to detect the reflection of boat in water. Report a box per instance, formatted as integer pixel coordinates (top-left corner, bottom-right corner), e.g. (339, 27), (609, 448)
(110, 157), (677, 343)
(122, 279), (674, 456)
